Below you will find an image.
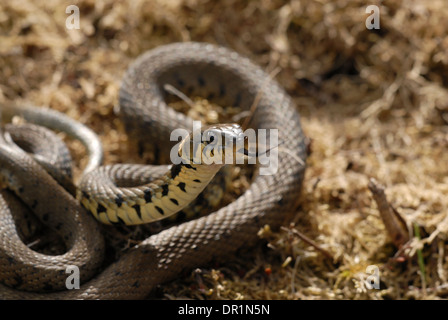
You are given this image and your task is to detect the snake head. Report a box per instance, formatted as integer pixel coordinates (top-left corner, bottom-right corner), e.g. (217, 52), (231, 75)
(178, 123), (249, 166)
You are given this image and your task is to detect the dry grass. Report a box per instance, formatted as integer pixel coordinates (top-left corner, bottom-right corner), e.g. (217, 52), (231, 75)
(1, 0), (448, 299)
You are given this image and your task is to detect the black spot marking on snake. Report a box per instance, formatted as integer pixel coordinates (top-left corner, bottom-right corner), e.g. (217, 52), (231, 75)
(18, 186), (24, 193)
(170, 164), (182, 179)
(162, 184), (169, 196)
(117, 216), (126, 225)
(144, 189), (152, 203)
(197, 76), (205, 87)
(110, 219), (121, 226)
(155, 206), (164, 215)
(55, 222), (63, 231)
(132, 280), (140, 288)
(178, 182), (186, 193)
(7, 257), (15, 264)
(137, 140), (145, 158)
(193, 179), (200, 183)
(42, 213), (49, 222)
(184, 164), (196, 171)
(132, 204), (142, 219)
(207, 92), (215, 100)
(219, 83), (226, 97)
(170, 198), (179, 206)
(115, 194), (124, 207)
(43, 283), (53, 291)
(97, 203), (107, 214)
(31, 199), (38, 210)
(234, 92), (242, 106)
(61, 231), (73, 242)
(176, 77), (185, 87)
(14, 275), (23, 287)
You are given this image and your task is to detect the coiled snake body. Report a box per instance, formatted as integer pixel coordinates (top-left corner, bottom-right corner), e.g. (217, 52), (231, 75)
(0, 42), (307, 299)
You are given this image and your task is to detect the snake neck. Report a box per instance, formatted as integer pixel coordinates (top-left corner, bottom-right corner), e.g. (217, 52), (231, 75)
(78, 162), (225, 225)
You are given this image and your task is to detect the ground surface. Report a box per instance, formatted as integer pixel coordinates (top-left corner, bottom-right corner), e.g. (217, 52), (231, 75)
(1, 0), (448, 299)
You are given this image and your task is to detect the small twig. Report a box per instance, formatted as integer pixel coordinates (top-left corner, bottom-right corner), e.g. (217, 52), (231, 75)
(164, 84), (195, 107)
(360, 78), (401, 119)
(26, 239), (41, 249)
(231, 110), (252, 123)
(277, 146), (306, 166)
(368, 178), (410, 248)
(241, 67), (281, 130)
(281, 226), (333, 260)
(290, 255), (301, 295)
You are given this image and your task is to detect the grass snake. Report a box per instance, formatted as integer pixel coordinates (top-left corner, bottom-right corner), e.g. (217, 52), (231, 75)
(0, 42), (307, 299)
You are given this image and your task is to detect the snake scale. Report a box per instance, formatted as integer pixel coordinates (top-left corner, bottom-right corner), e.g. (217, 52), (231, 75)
(0, 42), (307, 299)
